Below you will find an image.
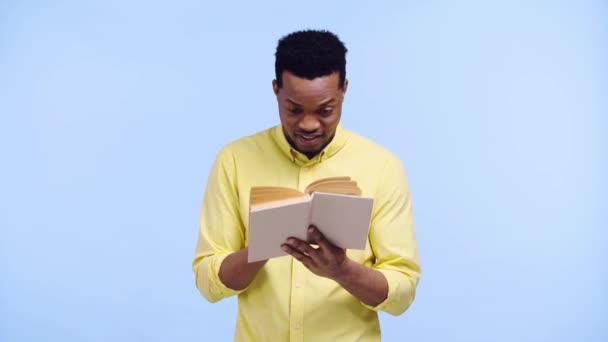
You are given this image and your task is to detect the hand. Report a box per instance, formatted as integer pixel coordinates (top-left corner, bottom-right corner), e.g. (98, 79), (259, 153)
(281, 226), (350, 280)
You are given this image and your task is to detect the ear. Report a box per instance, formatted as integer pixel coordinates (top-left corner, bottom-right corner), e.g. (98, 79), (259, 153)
(341, 78), (349, 97)
(272, 79), (280, 96)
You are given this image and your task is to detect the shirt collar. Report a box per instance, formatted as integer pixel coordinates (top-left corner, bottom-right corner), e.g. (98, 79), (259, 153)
(271, 124), (348, 166)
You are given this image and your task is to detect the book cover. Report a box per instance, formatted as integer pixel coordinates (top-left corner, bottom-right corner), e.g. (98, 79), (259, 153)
(247, 178), (373, 262)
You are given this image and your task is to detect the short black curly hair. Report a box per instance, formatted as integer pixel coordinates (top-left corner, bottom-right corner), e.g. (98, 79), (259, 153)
(274, 29), (348, 88)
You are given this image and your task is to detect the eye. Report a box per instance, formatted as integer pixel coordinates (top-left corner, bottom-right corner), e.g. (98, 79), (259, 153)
(318, 107), (333, 117)
(288, 107), (303, 115)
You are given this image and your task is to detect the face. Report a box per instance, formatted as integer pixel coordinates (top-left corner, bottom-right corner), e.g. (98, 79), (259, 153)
(273, 71), (348, 159)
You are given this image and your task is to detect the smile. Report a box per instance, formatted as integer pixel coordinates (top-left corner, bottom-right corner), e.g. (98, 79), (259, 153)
(296, 134), (322, 147)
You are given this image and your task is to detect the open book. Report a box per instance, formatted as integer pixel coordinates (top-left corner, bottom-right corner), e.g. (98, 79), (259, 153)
(248, 177), (374, 262)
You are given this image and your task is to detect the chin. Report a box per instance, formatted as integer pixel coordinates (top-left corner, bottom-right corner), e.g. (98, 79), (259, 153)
(298, 143), (326, 156)
(298, 146), (321, 154)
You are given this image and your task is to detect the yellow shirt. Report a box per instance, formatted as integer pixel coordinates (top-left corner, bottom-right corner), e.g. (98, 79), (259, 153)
(193, 124), (421, 342)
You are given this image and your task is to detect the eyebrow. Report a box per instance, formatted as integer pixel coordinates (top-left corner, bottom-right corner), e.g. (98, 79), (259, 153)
(286, 98), (336, 108)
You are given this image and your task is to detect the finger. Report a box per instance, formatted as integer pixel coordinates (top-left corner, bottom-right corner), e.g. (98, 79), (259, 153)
(282, 243), (312, 266)
(286, 237), (318, 257)
(308, 226), (335, 251)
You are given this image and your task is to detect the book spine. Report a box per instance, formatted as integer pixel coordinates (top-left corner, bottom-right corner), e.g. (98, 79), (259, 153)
(307, 194), (314, 229)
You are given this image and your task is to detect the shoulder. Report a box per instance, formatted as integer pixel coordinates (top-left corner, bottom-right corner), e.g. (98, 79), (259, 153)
(216, 126), (276, 160)
(342, 127), (403, 167)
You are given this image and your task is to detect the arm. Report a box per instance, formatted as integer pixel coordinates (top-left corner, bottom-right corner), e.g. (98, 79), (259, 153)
(283, 156), (420, 314)
(218, 247), (267, 291)
(282, 227), (388, 307)
(192, 147), (264, 302)
(364, 155), (421, 315)
(333, 257), (388, 307)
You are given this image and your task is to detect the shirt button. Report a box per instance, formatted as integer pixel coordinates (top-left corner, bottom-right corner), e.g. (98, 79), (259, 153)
(295, 323), (301, 329)
(295, 282), (301, 288)
(303, 167), (309, 171)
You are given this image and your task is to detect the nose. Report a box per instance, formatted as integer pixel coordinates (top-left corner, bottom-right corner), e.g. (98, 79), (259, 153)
(298, 113), (321, 132)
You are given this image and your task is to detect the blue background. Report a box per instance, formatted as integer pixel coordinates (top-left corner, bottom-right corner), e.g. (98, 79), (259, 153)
(1, 1), (606, 341)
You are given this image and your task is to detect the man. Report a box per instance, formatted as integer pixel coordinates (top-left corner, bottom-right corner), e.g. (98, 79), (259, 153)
(193, 29), (420, 341)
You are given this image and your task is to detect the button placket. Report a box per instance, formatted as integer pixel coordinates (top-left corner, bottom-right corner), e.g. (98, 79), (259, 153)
(288, 163), (313, 342)
(289, 260), (305, 341)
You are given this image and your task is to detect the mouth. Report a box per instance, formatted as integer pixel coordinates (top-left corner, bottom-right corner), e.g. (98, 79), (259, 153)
(295, 134), (322, 148)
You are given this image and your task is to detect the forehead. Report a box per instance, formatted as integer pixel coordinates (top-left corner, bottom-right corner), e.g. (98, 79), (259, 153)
(280, 71), (342, 101)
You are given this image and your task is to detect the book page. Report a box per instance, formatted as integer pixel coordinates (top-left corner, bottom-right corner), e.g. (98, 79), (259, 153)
(250, 186), (306, 206)
(250, 195), (308, 211)
(308, 184), (361, 196)
(248, 200), (312, 262)
(305, 177), (362, 196)
(309, 192), (374, 250)
(305, 177), (351, 193)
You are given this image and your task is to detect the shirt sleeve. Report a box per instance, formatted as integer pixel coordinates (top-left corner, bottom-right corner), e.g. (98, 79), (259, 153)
(362, 155), (421, 315)
(192, 146), (248, 302)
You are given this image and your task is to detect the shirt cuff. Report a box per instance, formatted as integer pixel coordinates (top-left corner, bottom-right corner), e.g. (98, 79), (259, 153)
(196, 253), (248, 302)
(361, 269), (415, 316)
